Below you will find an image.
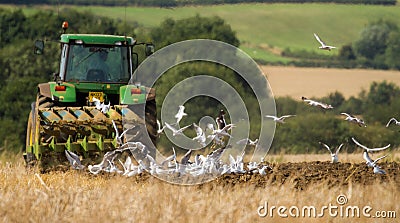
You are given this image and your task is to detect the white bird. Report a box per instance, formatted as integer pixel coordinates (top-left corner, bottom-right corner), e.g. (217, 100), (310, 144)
(386, 117), (400, 127)
(112, 120), (134, 146)
(236, 138), (259, 146)
(92, 97), (103, 110)
(88, 150), (118, 174)
(351, 137), (391, 152)
(164, 122), (191, 136)
(161, 147), (176, 167)
(119, 156), (133, 175)
(92, 97), (110, 114)
(207, 145), (231, 162)
(64, 150), (84, 170)
(313, 33), (336, 51)
(265, 115), (296, 124)
(156, 119), (166, 135)
(180, 149), (193, 165)
(363, 151), (388, 174)
(319, 142), (343, 163)
(175, 105), (187, 124)
(192, 123), (206, 147)
(207, 123), (235, 138)
(301, 97), (333, 109)
(101, 101), (110, 114)
(341, 112), (366, 127)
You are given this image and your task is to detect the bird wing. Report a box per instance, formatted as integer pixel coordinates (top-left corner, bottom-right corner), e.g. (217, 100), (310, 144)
(229, 154), (236, 165)
(146, 154), (157, 165)
(206, 123), (215, 131)
(335, 143), (344, 156)
(180, 149), (192, 165)
(362, 151), (373, 164)
(175, 105), (186, 118)
(65, 150), (82, 167)
(386, 118), (396, 127)
(92, 97), (101, 107)
(341, 112), (351, 118)
(280, 115), (295, 119)
(178, 124), (192, 133)
(157, 119), (161, 130)
(120, 126), (135, 140)
(161, 148), (176, 166)
(314, 33), (326, 46)
(193, 123), (203, 137)
(221, 123), (235, 132)
(319, 142), (332, 154)
(265, 115), (278, 120)
(351, 137), (369, 150)
(164, 122), (177, 133)
(369, 144), (391, 152)
(372, 154), (388, 165)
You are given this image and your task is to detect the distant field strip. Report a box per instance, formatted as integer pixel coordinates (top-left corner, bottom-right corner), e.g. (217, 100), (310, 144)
(263, 66), (400, 99)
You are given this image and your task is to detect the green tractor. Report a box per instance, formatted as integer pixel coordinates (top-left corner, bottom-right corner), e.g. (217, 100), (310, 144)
(24, 22), (157, 169)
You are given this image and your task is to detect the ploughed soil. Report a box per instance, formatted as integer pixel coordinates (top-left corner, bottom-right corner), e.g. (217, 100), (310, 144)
(101, 161), (400, 190)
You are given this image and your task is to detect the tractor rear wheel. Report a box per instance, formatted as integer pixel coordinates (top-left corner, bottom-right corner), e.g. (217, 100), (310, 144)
(24, 111), (37, 166)
(145, 99), (157, 146)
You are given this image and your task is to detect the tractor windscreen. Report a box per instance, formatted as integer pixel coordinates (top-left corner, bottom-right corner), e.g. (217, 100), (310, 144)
(63, 44), (131, 83)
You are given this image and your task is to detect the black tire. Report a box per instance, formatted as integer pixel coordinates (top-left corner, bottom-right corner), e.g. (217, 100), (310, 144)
(24, 111), (37, 166)
(145, 99), (157, 146)
(38, 94), (54, 108)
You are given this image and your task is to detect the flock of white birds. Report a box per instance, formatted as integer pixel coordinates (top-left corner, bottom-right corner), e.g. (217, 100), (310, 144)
(64, 106), (272, 178)
(297, 96), (394, 174)
(63, 35), (396, 177)
(64, 99), (397, 177)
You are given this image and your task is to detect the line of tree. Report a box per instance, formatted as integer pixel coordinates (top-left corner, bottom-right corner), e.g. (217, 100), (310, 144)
(0, 0), (396, 6)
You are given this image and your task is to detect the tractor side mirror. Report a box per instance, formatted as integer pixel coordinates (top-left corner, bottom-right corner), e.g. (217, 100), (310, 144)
(145, 43), (155, 56)
(34, 40), (44, 55)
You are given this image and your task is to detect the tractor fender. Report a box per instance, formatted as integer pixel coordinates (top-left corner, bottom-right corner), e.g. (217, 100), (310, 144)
(120, 85), (156, 104)
(38, 82), (76, 102)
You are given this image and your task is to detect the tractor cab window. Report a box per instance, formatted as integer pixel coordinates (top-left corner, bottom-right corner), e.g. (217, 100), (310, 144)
(64, 44), (131, 83)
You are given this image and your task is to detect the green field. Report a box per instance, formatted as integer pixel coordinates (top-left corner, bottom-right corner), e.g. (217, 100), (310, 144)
(3, 3), (400, 62)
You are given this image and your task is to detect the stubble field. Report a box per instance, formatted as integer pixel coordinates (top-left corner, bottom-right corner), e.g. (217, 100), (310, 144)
(0, 153), (398, 223)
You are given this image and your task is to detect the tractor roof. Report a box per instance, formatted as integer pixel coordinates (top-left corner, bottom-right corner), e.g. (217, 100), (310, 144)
(60, 34), (136, 45)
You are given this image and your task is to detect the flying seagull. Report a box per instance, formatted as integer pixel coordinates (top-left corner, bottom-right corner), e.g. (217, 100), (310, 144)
(386, 117), (400, 127)
(156, 119), (166, 135)
(92, 97), (110, 114)
(265, 115), (296, 124)
(192, 123), (206, 147)
(351, 137), (390, 152)
(65, 150), (85, 170)
(319, 142), (343, 163)
(164, 122), (191, 136)
(341, 112), (366, 127)
(112, 120), (134, 146)
(175, 105), (187, 125)
(302, 97), (333, 109)
(363, 151), (388, 174)
(236, 138), (259, 146)
(313, 33), (336, 51)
